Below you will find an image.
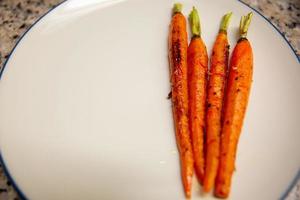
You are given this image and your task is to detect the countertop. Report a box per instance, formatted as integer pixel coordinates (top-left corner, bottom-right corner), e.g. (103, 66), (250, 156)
(0, 0), (299, 199)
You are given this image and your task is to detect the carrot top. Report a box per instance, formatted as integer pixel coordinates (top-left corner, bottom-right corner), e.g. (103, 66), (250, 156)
(173, 3), (183, 14)
(219, 12), (233, 33)
(189, 7), (201, 37)
(239, 12), (253, 38)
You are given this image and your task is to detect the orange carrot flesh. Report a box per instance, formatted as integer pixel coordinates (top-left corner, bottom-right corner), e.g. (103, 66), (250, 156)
(188, 37), (208, 183)
(188, 7), (208, 184)
(169, 4), (194, 198)
(203, 13), (232, 193)
(203, 32), (229, 192)
(215, 13), (253, 198)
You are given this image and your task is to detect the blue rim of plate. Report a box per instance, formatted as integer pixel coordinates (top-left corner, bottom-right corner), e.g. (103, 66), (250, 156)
(0, 1), (299, 199)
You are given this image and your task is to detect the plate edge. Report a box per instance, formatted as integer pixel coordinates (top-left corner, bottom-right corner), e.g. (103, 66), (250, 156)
(237, 0), (300, 63)
(0, 1), (299, 200)
(0, 2), (69, 200)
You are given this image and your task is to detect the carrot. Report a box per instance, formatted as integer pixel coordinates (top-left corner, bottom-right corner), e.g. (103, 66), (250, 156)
(203, 12), (232, 193)
(215, 12), (253, 198)
(168, 3), (194, 198)
(187, 7), (208, 184)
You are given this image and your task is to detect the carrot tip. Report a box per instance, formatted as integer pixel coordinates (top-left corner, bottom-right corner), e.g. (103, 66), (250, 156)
(214, 190), (229, 199)
(184, 175), (193, 198)
(239, 12), (253, 38)
(220, 12), (233, 32)
(203, 182), (211, 193)
(173, 3), (183, 14)
(186, 191), (191, 199)
(189, 6), (201, 37)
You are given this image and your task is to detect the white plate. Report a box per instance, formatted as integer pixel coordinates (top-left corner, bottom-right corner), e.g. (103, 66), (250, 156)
(0, 0), (299, 199)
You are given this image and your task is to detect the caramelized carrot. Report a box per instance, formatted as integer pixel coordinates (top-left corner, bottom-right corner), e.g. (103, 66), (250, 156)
(203, 13), (232, 193)
(168, 3), (194, 198)
(187, 7), (208, 184)
(215, 12), (253, 198)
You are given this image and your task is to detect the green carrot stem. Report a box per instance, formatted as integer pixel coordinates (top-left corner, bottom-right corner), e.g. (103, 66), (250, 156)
(173, 3), (182, 14)
(189, 6), (201, 37)
(239, 12), (253, 38)
(219, 12), (233, 33)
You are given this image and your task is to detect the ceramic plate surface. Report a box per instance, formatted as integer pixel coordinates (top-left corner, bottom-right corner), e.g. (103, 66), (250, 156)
(0, 0), (299, 199)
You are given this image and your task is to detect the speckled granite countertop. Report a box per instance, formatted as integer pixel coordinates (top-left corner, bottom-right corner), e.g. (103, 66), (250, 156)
(0, 0), (299, 199)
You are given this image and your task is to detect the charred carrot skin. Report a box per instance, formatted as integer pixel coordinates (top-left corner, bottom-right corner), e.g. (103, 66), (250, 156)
(203, 13), (232, 193)
(169, 4), (194, 198)
(188, 7), (208, 184)
(215, 13), (253, 198)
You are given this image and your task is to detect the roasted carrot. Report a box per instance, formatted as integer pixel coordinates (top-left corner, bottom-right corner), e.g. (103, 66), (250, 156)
(187, 7), (208, 184)
(168, 3), (194, 198)
(215, 12), (253, 198)
(203, 12), (232, 193)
